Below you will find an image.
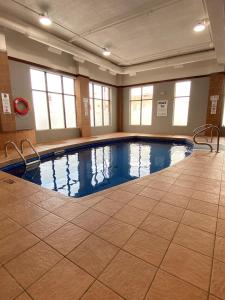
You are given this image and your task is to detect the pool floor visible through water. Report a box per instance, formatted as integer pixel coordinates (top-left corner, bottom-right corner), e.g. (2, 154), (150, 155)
(4, 138), (193, 198)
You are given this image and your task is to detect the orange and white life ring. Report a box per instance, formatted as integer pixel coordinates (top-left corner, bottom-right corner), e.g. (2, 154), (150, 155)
(13, 98), (30, 115)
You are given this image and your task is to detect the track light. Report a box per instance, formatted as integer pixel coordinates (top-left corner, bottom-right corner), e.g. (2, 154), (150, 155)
(39, 12), (52, 26)
(102, 48), (111, 56)
(193, 21), (206, 32)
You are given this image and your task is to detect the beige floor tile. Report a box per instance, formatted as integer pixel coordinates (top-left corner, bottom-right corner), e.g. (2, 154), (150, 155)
(139, 187), (165, 200)
(25, 191), (52, 204)
(161, 192), (189, 208)
(120, 183), (145, 194)
(53, 202), (88, 221)
(0, 267), (23, 300)
(208, 295), (221, 300)
(0, 218), (21, 240)
(182, 210), (217, 233)
(194, 182), (220, 194)
(95, 218), (136, 247)
(0, 228), (39, 265)
(187, 199), (218, 217)
(28, 258), (94, 300)
(78, 195), (105, 207)
(68, 235), (118, 277)
(146, 269), (207, 300)
(81, 281), (123, 300)
(26, 213), (66, 239)
(5, 241), (62, 288)
(173, 224), (214, 256)
(129, 195), (157, 212)
(71, 208), (109, 232)
(191, 191), (219, 204)
(99, 250), (156, 300)
(106, 190), (135, 204)
(152, 202), (184, 222)
(146, 180), (172, 192)
(93, 198), (124, 216)
(15, 292), (32, 300)
(114, 205), (148, 227)
(218, 205), (225, 219)
(161, 243), (212, 291)
(38, 197), (67, 212)
(219, 195), (225, 206)
(140, 214), (178, 240)
(169, 185), (193, 197)
(3, 202), (48, 226)
(216, 218), (225, 237)
(211, 260), (225, 300)
(123, 229), (169, 266)
(214, 236), (225, 263)
(175, 179), (196, 189)
(44, 223), (89, 255)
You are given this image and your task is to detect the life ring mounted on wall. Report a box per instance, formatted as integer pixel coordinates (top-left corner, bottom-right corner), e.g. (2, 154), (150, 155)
(13, 97), (30, 116)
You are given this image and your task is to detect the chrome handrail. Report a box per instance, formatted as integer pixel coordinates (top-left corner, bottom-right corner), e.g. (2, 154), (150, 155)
(4, 141), (26, 164)
(193, 124), (220, 152)
(20, 138), (40, 160)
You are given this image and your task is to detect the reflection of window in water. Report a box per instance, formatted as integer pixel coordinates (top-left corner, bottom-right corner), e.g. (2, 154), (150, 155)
(129, 143), (151, 177)
(91, 146), (111, 185)
(170, 146), (186, 165)
(40, 154), (80, 196)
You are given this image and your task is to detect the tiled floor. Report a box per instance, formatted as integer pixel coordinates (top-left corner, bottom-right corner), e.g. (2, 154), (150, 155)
(0, 134), (225, 299)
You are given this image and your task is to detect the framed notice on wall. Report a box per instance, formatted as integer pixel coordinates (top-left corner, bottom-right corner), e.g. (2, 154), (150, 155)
(210, 95), (219, 115)
(1, 93), (11, 114)
(157, 100), (168, 117)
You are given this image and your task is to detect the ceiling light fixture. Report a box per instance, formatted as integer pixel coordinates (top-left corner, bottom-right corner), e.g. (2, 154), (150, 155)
(193, 21), (206, 32)
(102, 48), (111, 56)
(39, 12), (52, 26)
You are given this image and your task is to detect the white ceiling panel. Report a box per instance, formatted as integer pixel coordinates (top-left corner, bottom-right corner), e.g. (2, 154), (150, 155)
(0, 0), (213, 66)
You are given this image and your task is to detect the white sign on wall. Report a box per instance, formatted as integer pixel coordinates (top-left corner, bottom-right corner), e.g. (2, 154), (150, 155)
(210, 95), (219, 115)
(83, 98), (89, 117)
(1, 93), (11, 114)
(157, 100), (168, 117)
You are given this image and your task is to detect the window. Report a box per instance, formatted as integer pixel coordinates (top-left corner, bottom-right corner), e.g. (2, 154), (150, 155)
(173, 81), (191, 126)
(30, 69), (76, 130)
(89, 82), (111, 127)
(130, 85), (153, 125)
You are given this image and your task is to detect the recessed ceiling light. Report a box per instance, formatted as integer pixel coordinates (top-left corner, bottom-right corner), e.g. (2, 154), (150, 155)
(102, 48), (111, 56)
(39, 13), (52, 26)
(193, 21), (206, 32)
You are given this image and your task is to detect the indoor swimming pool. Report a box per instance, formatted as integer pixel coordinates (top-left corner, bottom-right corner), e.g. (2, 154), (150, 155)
(2, 137), (193, 198)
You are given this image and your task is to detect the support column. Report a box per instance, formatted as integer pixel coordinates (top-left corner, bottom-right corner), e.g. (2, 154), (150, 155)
(0, 30), (16, 132)
(117, 86), (123, 131)
(206, 73), (225, 130)
(75, 75), (91, 137)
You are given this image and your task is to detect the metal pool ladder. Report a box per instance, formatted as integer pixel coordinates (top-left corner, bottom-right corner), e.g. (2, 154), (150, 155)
(20, 138), (40, 169)
(4, 139), (40, 169)
(193, 124), (220, 152)
(4, 141), (26, 164)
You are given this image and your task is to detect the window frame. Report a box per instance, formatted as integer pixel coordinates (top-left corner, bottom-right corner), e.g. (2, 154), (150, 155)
(172, 80), (191, 127)
(129, 85), (153, 126)
(89, 82), (111, 127)
(30, 68), (77, 130)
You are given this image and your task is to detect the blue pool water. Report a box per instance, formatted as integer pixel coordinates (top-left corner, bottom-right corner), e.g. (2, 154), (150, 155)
(3, 138), (193, 198)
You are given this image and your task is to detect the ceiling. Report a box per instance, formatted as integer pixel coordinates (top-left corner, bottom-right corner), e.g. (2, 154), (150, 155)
(0, 0), (214, 67)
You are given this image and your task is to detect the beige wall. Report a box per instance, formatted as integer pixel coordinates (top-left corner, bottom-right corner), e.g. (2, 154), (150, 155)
(122, 60), (224, 86)
(123, 76), (210, 135)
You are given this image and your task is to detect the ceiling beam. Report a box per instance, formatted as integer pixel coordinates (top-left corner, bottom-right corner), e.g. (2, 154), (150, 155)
(205, 0), (225, 64)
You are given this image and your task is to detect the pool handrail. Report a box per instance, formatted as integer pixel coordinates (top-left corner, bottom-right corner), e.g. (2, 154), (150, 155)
(4, 141), (26, 164)
(193, 124), (220, 152)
